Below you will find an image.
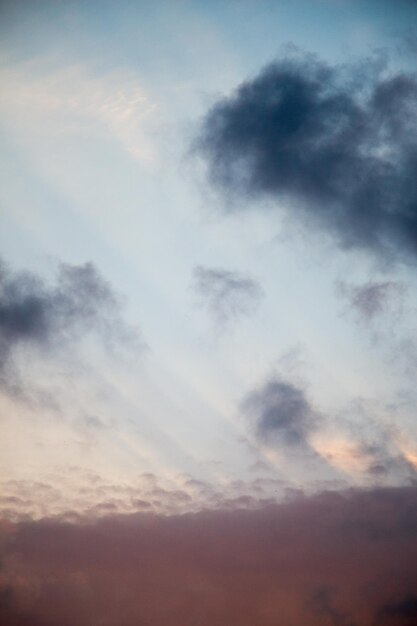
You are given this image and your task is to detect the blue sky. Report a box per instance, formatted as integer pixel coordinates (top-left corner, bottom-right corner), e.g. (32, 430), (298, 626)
(1, 0), (417, 520)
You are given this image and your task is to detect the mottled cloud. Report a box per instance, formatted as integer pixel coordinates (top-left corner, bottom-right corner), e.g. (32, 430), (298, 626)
(196, 55), (417, 263)
(0, 471), (291, 522)
(364, 445), (416, 483)
(337, 280), (405, 323)
(0, 256), (140, 395)
(1, 486), (416, 626)
(242, 375), (417, 487)
(312, 433), (417, 487)
(192, 265), (263, 326)
(242, 376), (318, 446)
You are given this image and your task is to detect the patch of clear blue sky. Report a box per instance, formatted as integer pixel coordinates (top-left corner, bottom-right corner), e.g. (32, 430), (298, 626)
(1, 0), (415, 72)
(201, 0), (417, 73)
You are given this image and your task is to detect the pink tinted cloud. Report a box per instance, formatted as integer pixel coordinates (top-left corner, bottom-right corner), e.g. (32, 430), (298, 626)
(1, 486), (417, 625)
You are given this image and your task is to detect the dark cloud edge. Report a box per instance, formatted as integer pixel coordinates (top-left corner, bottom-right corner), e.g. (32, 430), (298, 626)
(195, 52), (417, 266)
(0, 255), (145, 399)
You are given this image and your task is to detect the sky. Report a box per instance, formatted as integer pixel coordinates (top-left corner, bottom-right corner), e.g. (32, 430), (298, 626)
(1, 1), (417, 624)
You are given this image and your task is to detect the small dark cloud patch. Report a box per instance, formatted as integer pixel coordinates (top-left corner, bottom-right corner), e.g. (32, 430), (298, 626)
(243, 376), (318, 446)
(83, 415), (109, 430)
(337, 280), (404, 322)
(196, 55), (417, 263)
(363, 446), (417, 485)
(0, 256), (140, 395)
(367, 463), (387, 477)
(374, 594), (417, 626)
(192, 265), (263, 326)
(308, 585), (357, 626)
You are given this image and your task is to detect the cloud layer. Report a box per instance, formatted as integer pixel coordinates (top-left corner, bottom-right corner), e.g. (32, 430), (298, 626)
(197, 56), (417, 263)
(1, 486), (417, 625)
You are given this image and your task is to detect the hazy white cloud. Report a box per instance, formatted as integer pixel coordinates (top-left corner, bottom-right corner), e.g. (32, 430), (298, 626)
(0, 61), (158, 165)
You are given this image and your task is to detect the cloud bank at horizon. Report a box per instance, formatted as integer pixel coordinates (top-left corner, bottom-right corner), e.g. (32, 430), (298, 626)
(1, 486), (417, 626)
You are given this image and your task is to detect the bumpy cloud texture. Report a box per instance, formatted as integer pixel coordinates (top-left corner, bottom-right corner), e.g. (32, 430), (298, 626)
(1, 486), (416, 626)
(197, 56), (417, 263)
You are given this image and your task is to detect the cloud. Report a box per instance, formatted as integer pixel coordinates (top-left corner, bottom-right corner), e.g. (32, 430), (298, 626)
(192, 265), (263, 326)
(375, 594), (417, 626)
(308, 585), (356, 626)
(0, 486), (416, 625)
(311, 432), (417, 486)
(196, 55), (417, 263)
(242, 376), (416, 485)
(0, 257), (139, 395)
(0, 470), (295, 522)
(242, 376), (318, 446)
(0, 62), (157, 166)
(337, 280), (405, 323)
(362, 445), (416, 484)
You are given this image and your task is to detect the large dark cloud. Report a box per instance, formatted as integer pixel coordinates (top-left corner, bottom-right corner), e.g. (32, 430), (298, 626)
(242, 376), (318, 446)
(0, 486), (416, 625)
(0, 257), (139, 394)
(192, 265), (263, 326)
(196, 56), (417, 262)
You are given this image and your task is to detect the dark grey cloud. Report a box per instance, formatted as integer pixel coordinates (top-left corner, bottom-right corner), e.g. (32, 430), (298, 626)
(0, 257), (139, 394)
(242, 376), (318, 446)
(196, 55), (417, 263)
(192, 265), (263, 325)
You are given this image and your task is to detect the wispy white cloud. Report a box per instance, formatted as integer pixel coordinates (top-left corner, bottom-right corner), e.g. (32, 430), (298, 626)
(0, 61), (158, 165)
